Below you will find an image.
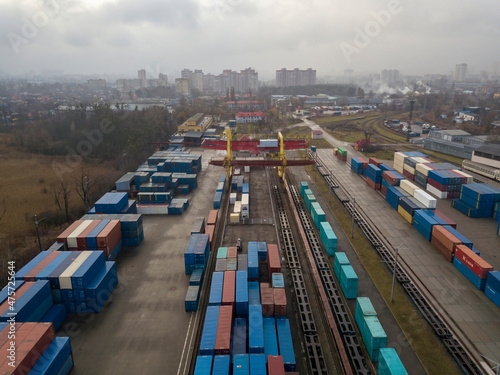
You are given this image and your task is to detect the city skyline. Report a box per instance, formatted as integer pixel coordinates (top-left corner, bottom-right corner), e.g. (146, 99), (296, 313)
(1, 0), (500, 81)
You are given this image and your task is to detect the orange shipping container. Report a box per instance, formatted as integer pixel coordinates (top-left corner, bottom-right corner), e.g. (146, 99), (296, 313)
(205, 225), (215, 243)
(77, 220), (101, 250)
(56, 220), (83, 244)
(432, 225), (462, 252)
(267, 244), (281, 280)
(430, 236), (454, 262)
(227, 247), (238, 258)
(207, 210), (218, 226)
(97, 220), (121, 253)
(273, 288), (287, 316)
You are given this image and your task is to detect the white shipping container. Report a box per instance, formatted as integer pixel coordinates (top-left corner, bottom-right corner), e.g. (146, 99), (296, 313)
(137, 204), (169, 215)
(416, 163), (433, 176)
(400, 179), (419, 196)
(230, 193), (237, 204)
(234, 168), (241, 175)
(403, 164), (415, 174)
(414, 189), (437, 208)
(67, 220), (93, 249)
(230, 213), (240, 223)
(59, 252), (92, 289)
(426, 184), (448, 199)
(244, 166), (250, 173)
(234, 201), (241, 213)
(413, 157), (432, 164)
(241, 194), (249, 206)
(394, 152), (407, 164)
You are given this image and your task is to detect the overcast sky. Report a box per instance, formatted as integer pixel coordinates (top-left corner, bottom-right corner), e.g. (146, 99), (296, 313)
(1, 0), (500, 81)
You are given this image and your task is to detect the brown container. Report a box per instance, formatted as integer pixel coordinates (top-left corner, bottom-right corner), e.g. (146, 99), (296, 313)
(261, 287), (274, 316)
(434, 210), (457, 229)
(214, 305), (233, 355)
(366, 177), (380, 190)
(381, 185), (387, 197)
(77, 220), (101, 250)
(205, 225), (215, 243)
(97, 220), (122, 254)
(368, 157), (382, 167)
(432, 225), (461, 252)
(207, 209), (218, 226)
(430, 236), (454, 262)
(222, 271), (235, 306)
(267, 244), (281, 280)
(455, 245), (493, 279)
(383, 171), (399, 186)
(267, 355), (285, 375)
(273, 288), (287, 317)
(403, 169), (414, 180)
(57, 220), (83, 244)
(227, 247), (238, 258)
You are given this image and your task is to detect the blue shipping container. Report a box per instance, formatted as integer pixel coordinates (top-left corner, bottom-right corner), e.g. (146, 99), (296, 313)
(200, 306), (220, 355)
(232, 318), (247, 356)
(276, 318), (296, 371)
(233, 354), (250, 375)
(249, 354), (267, 375)
(236, 271), (249, 316)
(249, 305), (264, 353)
(213, 355), (230, 375)
(263, 318), (279, 357)
(209, 272), (224, 306)
(194, 355), (213, 375)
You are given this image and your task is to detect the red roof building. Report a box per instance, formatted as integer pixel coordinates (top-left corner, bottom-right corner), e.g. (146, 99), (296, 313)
(235, 112), (268, 123)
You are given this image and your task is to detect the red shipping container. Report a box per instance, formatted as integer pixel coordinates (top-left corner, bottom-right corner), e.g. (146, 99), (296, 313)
(432, 225), (461, 252)
(207, 210), (218, 226)
(267, 355), (285, 375)
(427, 178), (448, 192)
(383, 171), (399, 186)
(227, 247), (237, 258)
(368, 157), (382, 167)
(24, 252), (61, 281)
(97, 220), (122, 253)
(261, 287), (274, 316)
(56, 220), (83, 244)
(267, 244), (281, 280)
(358, 158), (368, 169)
(222, 271), (235, 306)
(0, 323), (55, 375)
(77, 220), (101, 250)
(260, 282), (270, 292)
(205, 225), (215, 243)
(455, 245), (493, 279)
(380, 185), (387, 197)
(430, 237), (454, 262)
(365, 177), (380, 190)
(273, 288), (287, 316)
(402, 169), (414, 181)
(215, 305), (233, 355)
(433, 210), (457, 229)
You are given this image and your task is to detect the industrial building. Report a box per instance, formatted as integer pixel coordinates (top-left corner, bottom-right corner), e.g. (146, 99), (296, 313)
(235, 111), (267, 123)
(471, 144), (500, 169)
(177, 113), (212, 132)
(424, 129), (485, 159)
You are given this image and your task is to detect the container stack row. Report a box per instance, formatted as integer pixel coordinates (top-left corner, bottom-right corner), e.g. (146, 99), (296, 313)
(196, 241), (294, 374)
(333, 252), (358, 299)
(354, 297), (390, 362)
(452, 183), (500, 219)
(0, 322), (74, 375)
(79, 213), (144, 247)
(350, 157), (368, 174)
(92, 192), (137, 215)
(15, 250), (118, 314)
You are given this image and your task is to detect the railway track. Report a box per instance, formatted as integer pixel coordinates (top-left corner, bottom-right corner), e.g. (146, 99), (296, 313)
(308, 151), (484, 375)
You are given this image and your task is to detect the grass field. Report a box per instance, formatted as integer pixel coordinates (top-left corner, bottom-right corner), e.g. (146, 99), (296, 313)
(304, 165), (461, 375)
(0, 133), (122, 275)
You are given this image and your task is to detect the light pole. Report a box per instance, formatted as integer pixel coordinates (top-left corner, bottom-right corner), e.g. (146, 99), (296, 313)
(391, 247), (399, 302)
(34, 214), (46, 252)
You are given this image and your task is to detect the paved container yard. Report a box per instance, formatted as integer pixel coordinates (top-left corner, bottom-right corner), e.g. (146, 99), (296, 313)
(315, 146), (500, 368)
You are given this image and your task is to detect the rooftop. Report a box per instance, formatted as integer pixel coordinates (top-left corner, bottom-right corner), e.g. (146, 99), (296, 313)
(434, 129), (471, 136)
(474, 143), (500, 157)
(236, 112), (267, 117)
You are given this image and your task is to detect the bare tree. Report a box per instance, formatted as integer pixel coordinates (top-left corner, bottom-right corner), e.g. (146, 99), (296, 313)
(74, 169), (97, 210)
(53, 181), (71, 222)
(0, 199), (6, 223)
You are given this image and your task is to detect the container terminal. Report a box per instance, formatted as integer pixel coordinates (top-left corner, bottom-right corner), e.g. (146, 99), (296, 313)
(4, 130), (500, 375)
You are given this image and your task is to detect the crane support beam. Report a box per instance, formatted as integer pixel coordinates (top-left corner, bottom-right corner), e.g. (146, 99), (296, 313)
(209, 159), (314, 167)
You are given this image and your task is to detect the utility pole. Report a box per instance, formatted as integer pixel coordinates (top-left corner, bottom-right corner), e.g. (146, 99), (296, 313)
(34, 214), (46, 252)
(391, 248), (399, 302)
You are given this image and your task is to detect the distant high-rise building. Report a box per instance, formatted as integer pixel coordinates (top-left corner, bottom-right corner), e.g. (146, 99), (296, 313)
(192, 70), (204, 92)
(175, 78), (190, 95)
(381, 69), (400, 86)
(87, 79), (106, 90)
(275, 68), (316, 87)
(158, 73), (168, 87)
(490, 62), (500, 78)
(178, 68), (258, 94)
(454, 63), (468, 82)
